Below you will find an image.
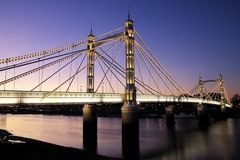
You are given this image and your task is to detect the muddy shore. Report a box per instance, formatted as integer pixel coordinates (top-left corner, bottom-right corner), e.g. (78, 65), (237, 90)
(0, 129), (117, 160)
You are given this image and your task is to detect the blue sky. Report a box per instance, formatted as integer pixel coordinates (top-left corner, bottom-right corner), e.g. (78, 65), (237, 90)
(0, 0), (239, 97)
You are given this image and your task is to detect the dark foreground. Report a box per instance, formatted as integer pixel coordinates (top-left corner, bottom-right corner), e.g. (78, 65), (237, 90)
(0, 129), (116, 160)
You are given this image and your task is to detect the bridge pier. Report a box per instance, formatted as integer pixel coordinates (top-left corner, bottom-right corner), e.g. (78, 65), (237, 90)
(166, 105), (175, 127)
(83, 104), (97, 152)
(122, 106), (139, 160)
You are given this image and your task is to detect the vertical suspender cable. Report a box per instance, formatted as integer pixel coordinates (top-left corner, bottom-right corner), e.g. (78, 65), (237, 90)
(76, 58), (79, 92)
(135, 51), (147, 94)
(97, 59), (115, 93)
(58, 53), (61, 91)
(4, 61), (8, 90)
(68, 60), (73, 91)
(40, 60), (45, 91)
(13, 65), (16, 90)
(66, 53), (87, 92)
(38, 58), (40, 91)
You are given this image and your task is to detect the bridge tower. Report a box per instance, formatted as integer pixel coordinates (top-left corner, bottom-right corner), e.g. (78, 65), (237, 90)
(197, 76), (207, 123)
(199, 76), (204, 99)
(82, 29), (97, 151)
(122, 15), (138, 113)
(122, 14), (137, 111)
(219, 74), (225, 111)
(86, 29), (95, 93)
(121, 14), (139, 159)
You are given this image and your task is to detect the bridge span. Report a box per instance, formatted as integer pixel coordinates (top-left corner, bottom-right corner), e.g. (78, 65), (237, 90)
(0, 90), (231, 107)
(0, 15), (231, 111)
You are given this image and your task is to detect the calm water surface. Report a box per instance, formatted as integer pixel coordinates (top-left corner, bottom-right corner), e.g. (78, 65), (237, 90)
(0, 114), (240, 160)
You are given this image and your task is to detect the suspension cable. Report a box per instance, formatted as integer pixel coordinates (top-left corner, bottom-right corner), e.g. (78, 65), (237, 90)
(98, 52), (151, 94)
(40, 60), (45, 91)
(135, 42), (179, 92)
(135, 31), (190, 95)
(58, 52), (61, 91)
(69, 60), (73, 87)
(135, 46), (162, 95)
(136, 44), (174, 95)
(3, 61), (8, 90)
(97, 49), (160, 94)
(38, 59), (40, 91)
(0, 33), (123, 73)
(99, 57), (125, 89)
(76, 58), (79, 92)
(223, 86), (230, 104)
(0, 27), (123, 64)
(204, 85), (218, 101)
(97, 51), (158, 95)
(0, 49), (85, 72)
(66, 53), (87, 92)
(190, 83), (199, 95)
(96, 27), (124, 39)
(13, 65), (16, 90)
(31, 52), (86, 91)
(97, 59), (115, 93)
(0, 39), (88, 65)
(48, 40), (121, 94)
(95, 32), (124, 46)
(95, 43), (122, 93)
(0, 50), (84, 87)
(135, 52), (147, 94)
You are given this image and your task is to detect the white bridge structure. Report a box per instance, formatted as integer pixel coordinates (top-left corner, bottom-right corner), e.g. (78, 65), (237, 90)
(0, 16), (231, 109)
(0, 91), (231, 107)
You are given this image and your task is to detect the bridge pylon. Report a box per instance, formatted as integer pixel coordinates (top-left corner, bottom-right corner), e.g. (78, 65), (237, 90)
(83, 29), (97, 151)
(86, 29), (95, 93)
(219, 74), (225, 111)
(121, 15), (139, 159)
(121, 14), (138, 112)
(121, 15), (138, 114)
(199, 76), (204, 99)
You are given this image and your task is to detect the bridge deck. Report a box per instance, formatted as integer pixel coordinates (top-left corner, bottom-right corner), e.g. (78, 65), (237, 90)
(0, 90), (231, 107)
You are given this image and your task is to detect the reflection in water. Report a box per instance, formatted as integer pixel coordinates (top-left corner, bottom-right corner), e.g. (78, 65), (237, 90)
(153, 119), (240, 160)
(83, 116), (97, 152)
(1, 114), (240, 159)
(166, 127), (179, 159)
(122, 111), (139, 159)
(83, 106), (97, 152)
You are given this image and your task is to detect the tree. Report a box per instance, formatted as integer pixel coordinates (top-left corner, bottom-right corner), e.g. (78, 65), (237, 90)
(231, 94), (240, 107)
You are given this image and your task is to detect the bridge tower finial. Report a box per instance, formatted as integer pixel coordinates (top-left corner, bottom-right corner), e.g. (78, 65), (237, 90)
(90, 22), (93, 35)
(128, 5), (131, 20)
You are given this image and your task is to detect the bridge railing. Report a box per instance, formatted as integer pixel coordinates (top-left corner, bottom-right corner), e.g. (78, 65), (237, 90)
(0, 90), (231, 107)
(0, 90), (123, 104)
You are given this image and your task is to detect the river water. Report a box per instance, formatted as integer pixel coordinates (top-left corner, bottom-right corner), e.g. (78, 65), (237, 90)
(0, 114), (240, 160)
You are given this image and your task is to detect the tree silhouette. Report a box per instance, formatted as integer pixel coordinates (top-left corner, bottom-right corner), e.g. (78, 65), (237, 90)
(231, 94), (240, 107)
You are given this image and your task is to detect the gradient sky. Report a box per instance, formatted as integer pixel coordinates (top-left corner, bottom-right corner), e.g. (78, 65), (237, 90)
(0, 0), (239, 97)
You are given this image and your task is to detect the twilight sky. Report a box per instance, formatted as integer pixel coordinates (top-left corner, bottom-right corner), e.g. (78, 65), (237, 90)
(0, 0), (239, 97)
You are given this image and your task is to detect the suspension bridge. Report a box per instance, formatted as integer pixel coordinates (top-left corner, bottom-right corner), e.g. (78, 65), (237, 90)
(0, 16), (231, 110)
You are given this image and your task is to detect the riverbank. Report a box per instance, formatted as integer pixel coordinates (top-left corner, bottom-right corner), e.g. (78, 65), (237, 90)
(0, 129), (117, 160)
